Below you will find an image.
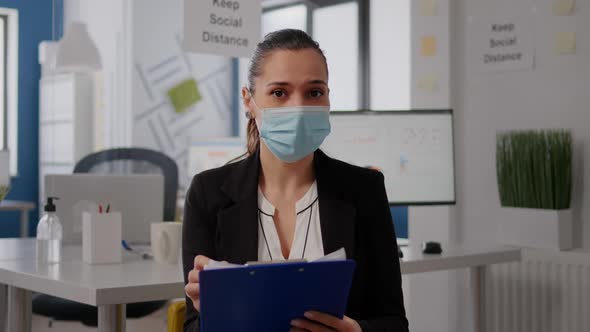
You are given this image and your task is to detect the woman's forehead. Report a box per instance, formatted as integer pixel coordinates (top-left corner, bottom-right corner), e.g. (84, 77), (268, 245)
(256, 49), (328, 84)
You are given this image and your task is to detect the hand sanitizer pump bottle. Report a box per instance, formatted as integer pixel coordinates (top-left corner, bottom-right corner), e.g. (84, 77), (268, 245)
(36, 197), (63, 263)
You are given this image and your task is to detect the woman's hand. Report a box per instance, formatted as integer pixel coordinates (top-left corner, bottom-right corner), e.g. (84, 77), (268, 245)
(184, 255), (210, 311)
(290, 311), (362, 332)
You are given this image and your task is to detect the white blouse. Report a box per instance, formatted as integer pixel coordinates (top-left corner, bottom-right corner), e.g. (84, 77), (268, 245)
(257, 181), (324, 262)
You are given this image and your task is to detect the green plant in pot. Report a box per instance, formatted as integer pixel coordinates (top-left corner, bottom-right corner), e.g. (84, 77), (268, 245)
(496, 129), (573, 249)
(497, 129), (572, 209)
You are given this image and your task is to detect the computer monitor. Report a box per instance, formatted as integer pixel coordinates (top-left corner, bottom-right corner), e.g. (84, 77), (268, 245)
(44, 174), (164, 244)
(321, 110), (455, 205)
(187, 137), (246, 184)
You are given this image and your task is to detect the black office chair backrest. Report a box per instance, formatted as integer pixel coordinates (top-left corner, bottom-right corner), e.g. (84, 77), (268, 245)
(74, 148), (178, 221)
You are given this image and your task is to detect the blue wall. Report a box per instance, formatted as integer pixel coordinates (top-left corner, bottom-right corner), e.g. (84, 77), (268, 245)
(0, 1), (59, 237)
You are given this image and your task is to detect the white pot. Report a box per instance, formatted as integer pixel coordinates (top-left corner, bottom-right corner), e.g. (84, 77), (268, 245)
(498, 207), (573, 250)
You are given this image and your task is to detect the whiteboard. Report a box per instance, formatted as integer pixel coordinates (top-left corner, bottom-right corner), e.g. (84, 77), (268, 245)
(321, 111), (455, 205)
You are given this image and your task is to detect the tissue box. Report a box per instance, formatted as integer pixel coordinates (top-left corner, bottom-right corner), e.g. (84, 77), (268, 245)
(82, 211), (122, 264)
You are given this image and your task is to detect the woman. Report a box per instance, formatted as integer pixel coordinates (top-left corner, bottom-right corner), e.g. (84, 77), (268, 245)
(183, 29), (409, 332)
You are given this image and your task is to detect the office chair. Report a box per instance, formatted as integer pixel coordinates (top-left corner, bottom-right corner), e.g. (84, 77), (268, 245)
(33, 147), (179, 326)
(73, 147), (178, 221)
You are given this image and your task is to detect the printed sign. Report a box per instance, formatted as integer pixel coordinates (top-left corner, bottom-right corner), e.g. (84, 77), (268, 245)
(183, 0), (261, 58)
(470, 16), (534, 72)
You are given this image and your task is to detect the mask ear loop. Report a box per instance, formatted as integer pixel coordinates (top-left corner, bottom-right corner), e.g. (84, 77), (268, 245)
(244, 87), (260, 119)
(245, 87), (264, 133)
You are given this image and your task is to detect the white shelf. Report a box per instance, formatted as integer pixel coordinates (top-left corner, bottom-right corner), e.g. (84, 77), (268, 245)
(38, 72), (94, 205)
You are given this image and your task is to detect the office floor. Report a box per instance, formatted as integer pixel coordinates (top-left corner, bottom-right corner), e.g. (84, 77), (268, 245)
(31, 301), (169, 332)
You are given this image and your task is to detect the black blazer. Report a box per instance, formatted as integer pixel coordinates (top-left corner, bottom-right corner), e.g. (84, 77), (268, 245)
(182, 149), (409, 332)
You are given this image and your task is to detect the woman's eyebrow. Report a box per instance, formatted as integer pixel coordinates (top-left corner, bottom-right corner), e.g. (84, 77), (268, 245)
(266, 80), (327, 87)
(307, 79), (328, 85)
(266, 81), (290, 87)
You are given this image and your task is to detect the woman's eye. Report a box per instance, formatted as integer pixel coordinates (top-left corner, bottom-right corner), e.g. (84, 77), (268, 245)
(271, 90), (286, 98)
(309, 89), (324, 98)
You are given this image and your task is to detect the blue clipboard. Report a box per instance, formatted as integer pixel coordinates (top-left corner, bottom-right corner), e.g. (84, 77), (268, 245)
(199, 259), (356, 332)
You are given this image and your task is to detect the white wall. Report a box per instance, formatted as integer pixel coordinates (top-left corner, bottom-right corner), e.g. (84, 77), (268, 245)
(450, 0), (590, 330)
(371, 0), (411, 110)
(453, 0), (590, 250)
(313, 2), (359, 110)
(409, 0), (590, 330)
(131, 0), (232, 188)
(411, 0), (450, 109)
(405, 1), (457, 331)
(64, 0), (133, 149)
(65, 0), (233, 188)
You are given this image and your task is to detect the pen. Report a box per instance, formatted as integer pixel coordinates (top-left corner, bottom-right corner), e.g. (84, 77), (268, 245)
(121, 240), (152, 259)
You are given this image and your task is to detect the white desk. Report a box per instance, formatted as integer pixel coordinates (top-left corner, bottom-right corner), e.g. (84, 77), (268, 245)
(0, 200), (36, 238)
(400, 244), (520, 274)
(400, 244), (521, 332)
(0, 239), (183, 332)
(0, 239), (520, 332)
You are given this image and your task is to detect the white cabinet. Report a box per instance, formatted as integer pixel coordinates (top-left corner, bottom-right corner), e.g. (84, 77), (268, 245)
(39, 73), (94, 204)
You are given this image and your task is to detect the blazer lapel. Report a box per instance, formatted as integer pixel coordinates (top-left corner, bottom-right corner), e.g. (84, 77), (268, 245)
(216, 195), (259, 264)
(215, 149), (357, 263)
(217, 150), (260, 264)
(315, 150), (356, 259)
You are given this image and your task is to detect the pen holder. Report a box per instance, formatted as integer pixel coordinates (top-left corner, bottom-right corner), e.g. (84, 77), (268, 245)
(82, 211), (122, 264)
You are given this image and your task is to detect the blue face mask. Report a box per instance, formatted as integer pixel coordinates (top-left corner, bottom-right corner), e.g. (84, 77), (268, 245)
(249, 97), (331, 163)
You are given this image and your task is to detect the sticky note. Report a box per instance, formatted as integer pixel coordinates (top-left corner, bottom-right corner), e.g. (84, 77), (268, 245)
(555, 32), (576, 54)
(167, 78), (202, 114)
(552, 0), (575, 16)
(420, 36), (437, 57)
(419, 0), (438, 16)
(417, 74), (439, 92)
